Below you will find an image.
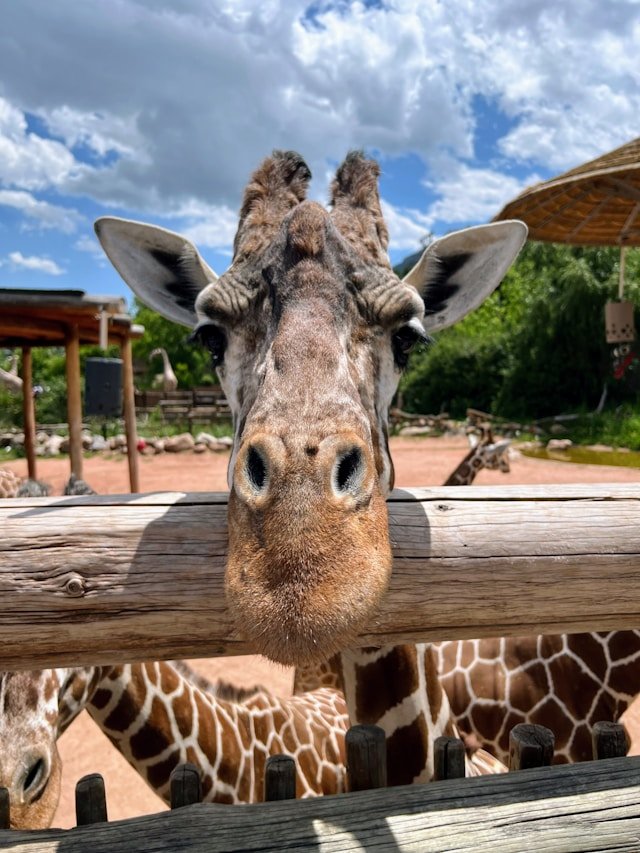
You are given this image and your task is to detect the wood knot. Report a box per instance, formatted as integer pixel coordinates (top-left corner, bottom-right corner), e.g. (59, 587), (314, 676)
(64, 575), (86, 597)
(436, 504), (452, 512)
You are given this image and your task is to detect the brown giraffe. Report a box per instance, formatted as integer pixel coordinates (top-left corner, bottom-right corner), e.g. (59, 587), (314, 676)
(435, 433), (637, 766)
(96, 150), (525, 786)
(436, 632), (639, 765)
(0, 661), (349, 830)
(293, 426), (513, 782)
(443, 425), (511, 485)
(297, 435), (637, 769)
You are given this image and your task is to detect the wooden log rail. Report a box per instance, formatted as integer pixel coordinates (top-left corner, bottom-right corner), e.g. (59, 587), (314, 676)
(0, 484), (638, 669)
(5, 756), (640, 851)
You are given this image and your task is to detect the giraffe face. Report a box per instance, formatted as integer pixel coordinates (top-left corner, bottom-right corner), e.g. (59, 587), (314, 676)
(95, 152), (526, 665)
(0, 667), (97, 829)
(0, 670), (63, 829)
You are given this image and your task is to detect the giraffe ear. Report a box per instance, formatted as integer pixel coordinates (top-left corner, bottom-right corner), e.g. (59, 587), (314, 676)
(94, 217), (218, 328)
(403, 221), (527, 332)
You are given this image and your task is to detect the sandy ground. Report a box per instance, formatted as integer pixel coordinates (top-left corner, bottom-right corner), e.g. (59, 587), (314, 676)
(2, 437), (639, 827)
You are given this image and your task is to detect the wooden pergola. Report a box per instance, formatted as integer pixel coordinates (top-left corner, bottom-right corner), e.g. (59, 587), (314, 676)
(0, 288), (144, 492)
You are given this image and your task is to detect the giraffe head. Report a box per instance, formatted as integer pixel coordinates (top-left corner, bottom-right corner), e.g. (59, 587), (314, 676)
(95, 151), (526, 665)
(0, 668), (96, 829)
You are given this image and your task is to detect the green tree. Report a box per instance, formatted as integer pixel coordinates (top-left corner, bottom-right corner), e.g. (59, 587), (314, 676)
(398, 243), (640, 419)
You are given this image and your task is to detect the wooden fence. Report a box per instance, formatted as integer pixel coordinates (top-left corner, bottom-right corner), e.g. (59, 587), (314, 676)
(0, 484), (638, 667)
(0, 483), (639, 850)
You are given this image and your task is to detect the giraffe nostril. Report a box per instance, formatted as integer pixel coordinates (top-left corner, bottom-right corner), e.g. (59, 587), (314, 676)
(246, 446), (268, 493)
(333, 447), (365, 495)
(23, 758), (46, 799)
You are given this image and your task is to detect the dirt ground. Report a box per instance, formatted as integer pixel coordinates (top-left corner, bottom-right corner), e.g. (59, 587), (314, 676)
(3, 437), (639, 827)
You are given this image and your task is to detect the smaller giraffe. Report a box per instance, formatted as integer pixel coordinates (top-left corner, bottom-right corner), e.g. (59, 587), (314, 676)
(443, 424), (511, 486)
(149, 347), (178, 393)
(0, 352), (23, 393)
(0, 661), (348, 830)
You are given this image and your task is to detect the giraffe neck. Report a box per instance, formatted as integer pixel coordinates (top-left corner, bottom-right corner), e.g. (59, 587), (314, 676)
(442, 449), (484, 486)
(66, 661), (348, 804)
(334, 644), (462, 784)
(437, 629), (640, 765)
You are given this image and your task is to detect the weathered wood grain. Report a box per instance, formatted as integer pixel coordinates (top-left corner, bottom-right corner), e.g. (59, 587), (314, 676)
(4, 756), (640, 851)
(0, 484), (638, 668)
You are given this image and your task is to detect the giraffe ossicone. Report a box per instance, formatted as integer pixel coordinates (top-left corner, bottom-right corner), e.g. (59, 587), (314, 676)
(96, 150), (526, 666)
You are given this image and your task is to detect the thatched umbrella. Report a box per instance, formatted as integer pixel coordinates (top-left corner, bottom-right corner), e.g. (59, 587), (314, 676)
(494, 137), (640, 343)
(494, 136), (640, 249)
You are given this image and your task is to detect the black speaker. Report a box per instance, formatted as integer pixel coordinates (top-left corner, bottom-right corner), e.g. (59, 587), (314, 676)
(85, 357), (123, 417)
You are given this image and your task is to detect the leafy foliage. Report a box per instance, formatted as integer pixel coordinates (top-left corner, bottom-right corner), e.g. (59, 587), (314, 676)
(399, 243), (640, 420)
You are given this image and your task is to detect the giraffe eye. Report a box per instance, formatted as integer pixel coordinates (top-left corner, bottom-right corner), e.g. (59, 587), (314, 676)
(392, 322), (430, 369)
(190, 322), (227, 367)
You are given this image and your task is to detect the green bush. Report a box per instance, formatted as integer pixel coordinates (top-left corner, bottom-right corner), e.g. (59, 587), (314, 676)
(399, 242), (640, 420)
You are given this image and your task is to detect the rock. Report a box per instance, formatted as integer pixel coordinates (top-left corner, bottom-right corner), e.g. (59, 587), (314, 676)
(36, 431), (48, 444)
(193, 443), (207, 454)
(164, 433), (195, 453)
(550, 423), (568, 434)
(59, 437), (70, 453)
(0, 434), (13, 448)
(141, 445), (155, 456)
(44, 435), (64, 456)
(12, 433), (25, 447)
(81, 434), (93, 450)
(216, 436), (233, 447)
(587, 444), (614, 453)
(90, 435), (108, 452)
(399, 426), (433, 437)
(195, 432), (217, 447)
(153, 440), (165, 454)
(108, 434), (127, 451)
(547, 438), (573, 451)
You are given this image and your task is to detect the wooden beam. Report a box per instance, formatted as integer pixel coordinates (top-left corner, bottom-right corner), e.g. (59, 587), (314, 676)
(64, 325), (84, 480)
(0, 485), (639, 669)
(120, 334), (140, 493)
(20, 347), (37, 480)
(4, 756), (640, 851)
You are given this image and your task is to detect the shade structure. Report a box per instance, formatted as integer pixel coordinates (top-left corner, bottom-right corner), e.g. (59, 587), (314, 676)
(0, 288), (143, 492)
(494, 137), (640, 247)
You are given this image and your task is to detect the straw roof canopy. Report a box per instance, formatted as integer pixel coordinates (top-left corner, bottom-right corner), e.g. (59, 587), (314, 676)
(0, 288), (143, 348)
(494, 137), (640, 246)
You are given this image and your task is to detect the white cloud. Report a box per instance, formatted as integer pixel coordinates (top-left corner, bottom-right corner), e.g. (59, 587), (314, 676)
(0, 189), (83, 233)
(41, 106), (147, 160)
(0, 98), (81, 191)
(6, 251), (65, 276)
(425, 160), (541, 225)
(74, 234), (107, 263)
(176, 203), (239, 250)
(380, 199), (433, 250)
(0, 0), (638, 221)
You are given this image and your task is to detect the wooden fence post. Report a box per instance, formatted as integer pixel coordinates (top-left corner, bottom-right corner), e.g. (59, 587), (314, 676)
(509, 724), (555, 771)
(0, 787), (9, 830)
(75, 773), (108, 825)
(264, 755), (296, 801)
(433, 736), (466, 780)
(592, 721), (629, 760)
(170, 763), (202, 809)
(346, 725), (387, 792)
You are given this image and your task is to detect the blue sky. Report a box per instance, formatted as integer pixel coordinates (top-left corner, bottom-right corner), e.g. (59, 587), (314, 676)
(1, 0), (639, 307)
